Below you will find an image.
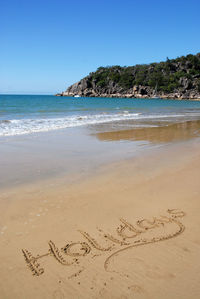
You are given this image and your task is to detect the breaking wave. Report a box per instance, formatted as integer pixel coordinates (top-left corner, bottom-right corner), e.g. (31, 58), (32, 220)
(0, 111), (199, 136)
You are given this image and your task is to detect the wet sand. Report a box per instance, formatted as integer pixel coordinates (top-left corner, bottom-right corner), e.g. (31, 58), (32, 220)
(94, 119), (200, 143)
(1, 121), (200, 298)
(0, 126), (148, 190)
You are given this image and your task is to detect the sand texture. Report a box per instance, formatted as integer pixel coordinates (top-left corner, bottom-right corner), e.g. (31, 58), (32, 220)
(1, 140), (200, 298)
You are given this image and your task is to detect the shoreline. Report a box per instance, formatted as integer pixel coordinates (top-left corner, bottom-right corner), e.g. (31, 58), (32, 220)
(1, 120), (200, 298)
(56, 94), (200, 101)
(1, 119), (200, 191)
(0, 125), (150, 190)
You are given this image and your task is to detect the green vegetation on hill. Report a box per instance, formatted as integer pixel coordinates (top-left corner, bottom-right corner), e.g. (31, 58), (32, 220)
(62, 53), (200, 99)
(88, 53), (200, 93)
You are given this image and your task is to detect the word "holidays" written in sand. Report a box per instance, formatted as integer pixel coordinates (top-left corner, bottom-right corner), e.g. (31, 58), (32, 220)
(22, 209), (186, 277)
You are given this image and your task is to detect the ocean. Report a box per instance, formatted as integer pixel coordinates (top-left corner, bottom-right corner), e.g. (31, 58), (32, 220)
(1, 94), (200, 137)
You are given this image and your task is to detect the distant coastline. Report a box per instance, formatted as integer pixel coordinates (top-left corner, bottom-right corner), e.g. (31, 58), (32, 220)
(57, 53), (200, 101)
(55, 94), (200, 101)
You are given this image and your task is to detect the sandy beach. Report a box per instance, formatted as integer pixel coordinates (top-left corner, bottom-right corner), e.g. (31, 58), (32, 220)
(2, 0), (200, 296)
(1, 122), (200, 299)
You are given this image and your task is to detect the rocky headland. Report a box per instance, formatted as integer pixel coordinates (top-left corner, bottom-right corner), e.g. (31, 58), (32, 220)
(57, 53), (200, 100)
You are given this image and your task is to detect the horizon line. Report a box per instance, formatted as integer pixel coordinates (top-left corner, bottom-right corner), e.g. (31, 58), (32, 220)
(0, 93), (55, 96)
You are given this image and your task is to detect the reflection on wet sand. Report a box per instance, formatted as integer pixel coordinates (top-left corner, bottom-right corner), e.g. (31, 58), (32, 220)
(94, 120), (200, 144)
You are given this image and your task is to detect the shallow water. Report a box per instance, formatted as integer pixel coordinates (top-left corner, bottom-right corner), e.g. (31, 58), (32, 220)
(1, 95), (200, 136)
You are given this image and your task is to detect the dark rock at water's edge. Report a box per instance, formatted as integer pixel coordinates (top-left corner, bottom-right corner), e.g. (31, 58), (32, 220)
(56, 53), (200, 100)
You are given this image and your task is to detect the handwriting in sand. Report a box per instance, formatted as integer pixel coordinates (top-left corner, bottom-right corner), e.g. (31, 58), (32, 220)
(22, 209), (186, 277)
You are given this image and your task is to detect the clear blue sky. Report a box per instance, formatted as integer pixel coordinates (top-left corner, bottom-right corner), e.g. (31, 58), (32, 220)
(1, 0), (200, 94)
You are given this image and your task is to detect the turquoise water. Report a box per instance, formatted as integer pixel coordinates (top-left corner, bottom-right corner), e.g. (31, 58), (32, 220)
(1, 94), (200, 136)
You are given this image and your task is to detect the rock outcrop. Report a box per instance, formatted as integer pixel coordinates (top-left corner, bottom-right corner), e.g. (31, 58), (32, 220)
(57, 53), (200, 100)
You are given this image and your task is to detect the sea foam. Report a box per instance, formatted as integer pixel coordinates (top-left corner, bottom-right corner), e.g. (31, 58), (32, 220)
(0, 111), (193, 136)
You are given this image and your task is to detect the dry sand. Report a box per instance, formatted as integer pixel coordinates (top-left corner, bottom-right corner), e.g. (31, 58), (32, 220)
(0, 129), (200, 298)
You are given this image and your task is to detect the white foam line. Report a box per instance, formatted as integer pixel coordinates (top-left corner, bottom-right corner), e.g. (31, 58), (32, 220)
(0, 112), (198, 136)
